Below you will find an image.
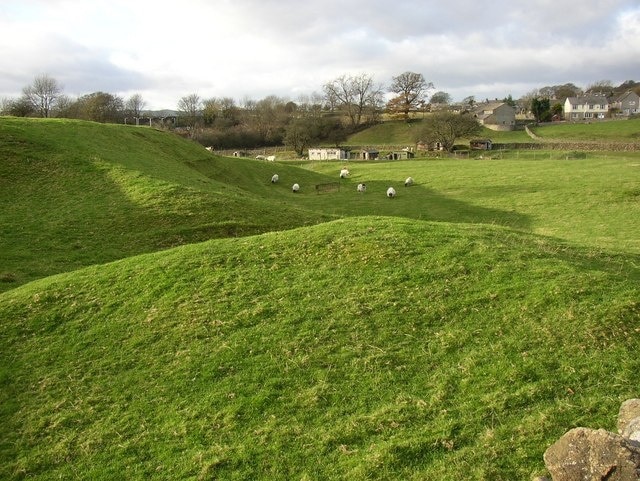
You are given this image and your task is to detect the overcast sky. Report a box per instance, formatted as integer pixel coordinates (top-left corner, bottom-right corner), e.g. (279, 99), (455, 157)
(1, 0), (639, 110)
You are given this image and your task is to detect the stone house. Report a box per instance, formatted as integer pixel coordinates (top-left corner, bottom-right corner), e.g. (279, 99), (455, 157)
(473, 102), (516, 130)
(610, 90), (640, 117)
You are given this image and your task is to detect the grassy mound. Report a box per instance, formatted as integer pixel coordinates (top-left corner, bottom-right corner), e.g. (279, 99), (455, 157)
(1, 217), (638, 480)
(0, 118), (334, 289)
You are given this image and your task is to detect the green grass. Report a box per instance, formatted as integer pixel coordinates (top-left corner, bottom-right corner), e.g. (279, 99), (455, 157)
(1, 218), (638, 480)
(300, 155), (640, 254)
(0, 117), (335, 290)
(1, 117), (640, 480)
(529, 117), (640, 141)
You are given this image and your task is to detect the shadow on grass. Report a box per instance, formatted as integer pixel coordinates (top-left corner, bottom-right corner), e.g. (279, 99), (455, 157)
(295, 181), (532, 231)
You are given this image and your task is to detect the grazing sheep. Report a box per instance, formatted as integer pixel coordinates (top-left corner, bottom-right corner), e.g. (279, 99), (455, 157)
(271, 174), (279, 183)
(357, 183), (366, 193)
(386, 187), (396, 198)
(340, 168), (350, 179)
(255, 155), (266, 160)
(292, 183), (300, 193)
(404, 176), (414, 187)
(267, 155), (276, 162)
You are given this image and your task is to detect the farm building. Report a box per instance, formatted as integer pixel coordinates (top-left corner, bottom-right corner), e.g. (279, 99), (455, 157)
(386, 150), (415, 160)
(470, 139), (493, 150)
(353, 149), (379, 160)
(417, 141), (444, 151)
(308, 148), (350, 160)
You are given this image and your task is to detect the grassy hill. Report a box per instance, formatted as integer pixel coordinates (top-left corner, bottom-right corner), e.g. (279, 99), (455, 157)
(0, 118), (336, 290)
(1, 217), (638, 480)
(1, 118), (640, 479)
(529, 118), (640, 141)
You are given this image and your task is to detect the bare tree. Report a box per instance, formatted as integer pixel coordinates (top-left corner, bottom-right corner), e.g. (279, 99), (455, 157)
(415, 112), (481, 152)
(323, 73), (384, 128)
(125, 93), (146, 119)
(388, 71), (434, 120)
(177, 93), (202, 134)
(22, 74), (62, 118)
(585, 80), (613, 96)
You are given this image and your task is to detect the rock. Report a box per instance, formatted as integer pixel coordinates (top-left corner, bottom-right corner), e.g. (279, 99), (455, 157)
(622, 417), (640, 443)
(543, 427), (640, 481)
(619, 400), (640, 435)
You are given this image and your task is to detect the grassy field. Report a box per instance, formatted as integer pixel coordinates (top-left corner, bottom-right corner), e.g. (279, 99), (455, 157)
(529, 117), (640, 141)
(1, 117), (639, 480)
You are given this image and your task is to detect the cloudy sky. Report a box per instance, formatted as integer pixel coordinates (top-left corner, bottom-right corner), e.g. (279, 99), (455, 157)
(1, 0), (639, 110)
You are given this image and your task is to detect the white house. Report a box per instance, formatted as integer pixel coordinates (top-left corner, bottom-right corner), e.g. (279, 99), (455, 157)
(564, 95), (610, 121)
(308, 148), (350, 161)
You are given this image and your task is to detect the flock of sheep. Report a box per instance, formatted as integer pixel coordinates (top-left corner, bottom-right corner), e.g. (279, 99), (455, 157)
(271, 168), (414, 198)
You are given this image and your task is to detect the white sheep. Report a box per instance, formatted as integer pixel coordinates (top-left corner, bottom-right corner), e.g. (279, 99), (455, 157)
(271, 174), (279, 183)
(404, 176), (414, 187)
(340, 168), (350, 179)
(292, 183), (300, 193)
(267, 155), (276, 162)
(386, 187), (396, 198)
(357, 183), (366, 193)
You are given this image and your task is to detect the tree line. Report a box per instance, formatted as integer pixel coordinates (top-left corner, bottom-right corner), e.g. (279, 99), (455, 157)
(2, 73), (638, 153)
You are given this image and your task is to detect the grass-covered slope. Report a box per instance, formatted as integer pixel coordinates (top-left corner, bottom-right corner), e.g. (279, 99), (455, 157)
(1, 217), (639, 480)
(0, 118), (335, 290)
(529, 117), (640, 141)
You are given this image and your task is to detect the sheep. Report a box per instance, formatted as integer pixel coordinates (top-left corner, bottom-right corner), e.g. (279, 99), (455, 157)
(255, 155), (266, 160)
(340, 168), (350, 179)
(404, 176), (414, 187)
(271, 174), (279, 183)
(292, 183), (300, 193)
(357, 183), (366, 193)
(266, 155), (276, 162)
(386, 187), (396, 198)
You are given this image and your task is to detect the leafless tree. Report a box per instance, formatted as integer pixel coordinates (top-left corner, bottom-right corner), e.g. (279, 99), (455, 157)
(177, 93), (202, 134)
(323, 73), (384, 128)
(125, 93), (146, 118)
(22, 74), (62, 118)
(388, 71), (434, 120)
(585, 80), (613, 96)
(416, 112), (482, 152)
